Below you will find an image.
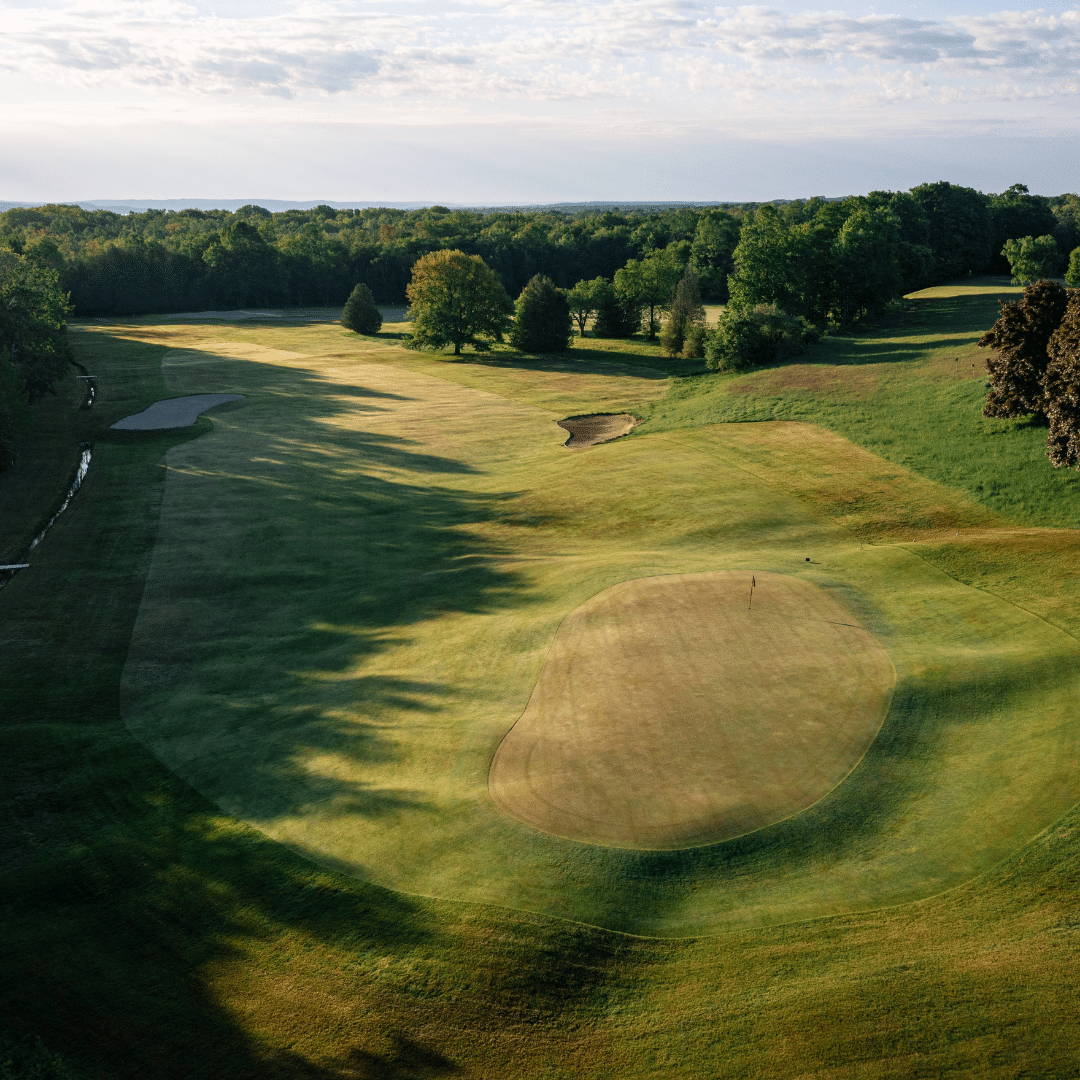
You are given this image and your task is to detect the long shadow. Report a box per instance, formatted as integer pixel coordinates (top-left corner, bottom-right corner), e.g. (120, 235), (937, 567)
(794, 286), (1015, 370)
(0, 329), (543, 1077)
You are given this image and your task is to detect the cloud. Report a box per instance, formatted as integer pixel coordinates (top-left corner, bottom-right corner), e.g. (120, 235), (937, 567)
(0, 1), (1078, 126)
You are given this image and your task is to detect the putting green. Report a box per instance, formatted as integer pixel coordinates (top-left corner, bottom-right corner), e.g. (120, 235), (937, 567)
(116, 320), (1080, 936)
(490, 571), (894, 848)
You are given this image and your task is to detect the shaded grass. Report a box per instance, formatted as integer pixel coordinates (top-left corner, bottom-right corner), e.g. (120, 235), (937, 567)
(1, 291), (1077, 1077)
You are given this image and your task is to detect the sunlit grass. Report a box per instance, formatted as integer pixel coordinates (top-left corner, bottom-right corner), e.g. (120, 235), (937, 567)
(1, 283), (1077, 1077)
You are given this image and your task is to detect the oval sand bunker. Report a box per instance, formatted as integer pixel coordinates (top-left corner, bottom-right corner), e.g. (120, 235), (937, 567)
(490, 571), (895, 849)
(111, 394), (245, 431)
(557, 413), (638, 449)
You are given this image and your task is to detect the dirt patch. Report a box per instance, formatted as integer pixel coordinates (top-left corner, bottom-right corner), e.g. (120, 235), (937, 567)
(111, 394), (245, 431)
(557, 412), (639, 449)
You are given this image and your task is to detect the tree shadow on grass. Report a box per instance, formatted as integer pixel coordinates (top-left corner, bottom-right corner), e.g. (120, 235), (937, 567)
(0, 329), (544, 1077)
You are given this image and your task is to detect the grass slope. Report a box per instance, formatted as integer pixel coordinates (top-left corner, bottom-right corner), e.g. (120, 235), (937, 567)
(1, 288), (1076, 1077)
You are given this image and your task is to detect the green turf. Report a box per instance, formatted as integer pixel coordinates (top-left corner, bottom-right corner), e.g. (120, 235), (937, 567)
(1, 293), (1077, 1077)
(643, 280), (1080, 527)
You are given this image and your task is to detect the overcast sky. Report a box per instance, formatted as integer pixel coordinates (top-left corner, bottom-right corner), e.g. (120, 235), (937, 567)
(2, 0), (1078, 203)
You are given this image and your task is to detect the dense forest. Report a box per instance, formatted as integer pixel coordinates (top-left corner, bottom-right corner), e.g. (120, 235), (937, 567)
(1, 182), (1078, 318)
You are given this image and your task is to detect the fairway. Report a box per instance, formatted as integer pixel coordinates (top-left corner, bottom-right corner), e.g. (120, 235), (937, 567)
(4, 284), (1078, 1078)
(108, 311), (1080, 936)
(490, 571), (894, 848)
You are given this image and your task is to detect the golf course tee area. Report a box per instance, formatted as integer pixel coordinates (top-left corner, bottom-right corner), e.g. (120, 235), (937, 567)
(2, 281), (1078, 1078)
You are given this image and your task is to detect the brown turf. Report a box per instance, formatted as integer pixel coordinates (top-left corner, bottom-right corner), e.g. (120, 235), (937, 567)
(489, 571), (895, 849)
(557, 413), (639, 448)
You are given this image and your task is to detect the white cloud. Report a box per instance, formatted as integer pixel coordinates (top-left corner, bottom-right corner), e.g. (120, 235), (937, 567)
(0, 2), (1078, 138)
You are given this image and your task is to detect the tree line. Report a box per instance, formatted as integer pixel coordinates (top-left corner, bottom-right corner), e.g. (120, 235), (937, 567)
(0, 252), (71, 469)
(2, 183), (1079, 318)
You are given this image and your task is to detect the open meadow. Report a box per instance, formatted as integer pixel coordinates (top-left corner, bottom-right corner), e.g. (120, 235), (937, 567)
(2, 281), (1077, 1077)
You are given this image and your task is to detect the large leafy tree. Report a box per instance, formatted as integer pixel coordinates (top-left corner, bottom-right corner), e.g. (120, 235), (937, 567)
(727, 205), (804, 316)
(979, 279), (1068, 420)
(1001, 235), (1060, 285)
(565, 277), (611, 337)
(405, 249), (511, 355)
(341, 282), (382, 334)
(0, 252), (72, 468)
(1044, 292), (1080, 468)
(1067, 248), (1080, 289)
(690, 211), (740, 301)
(909, 181), (993, 280)
(201, 221), (280, 307)
(509, 275), (571, 353)
(614, 245), (683, 339)
(0, 252), (71, 400)
(833, 206), (902, 324)
(990, 184), (1057, 271)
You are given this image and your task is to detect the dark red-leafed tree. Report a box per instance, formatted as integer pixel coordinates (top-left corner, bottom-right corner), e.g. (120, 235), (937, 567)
(1044, 291), (1080, 468)
(979, 279), (1069, 421)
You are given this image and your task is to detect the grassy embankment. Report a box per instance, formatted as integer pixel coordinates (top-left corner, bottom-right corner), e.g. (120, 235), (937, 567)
(1, 280), (1077, 1077)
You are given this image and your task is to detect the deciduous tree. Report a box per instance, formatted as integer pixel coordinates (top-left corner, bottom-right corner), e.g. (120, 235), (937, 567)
(0, 252), (72, 468)
(1044, 292), (1080, 468)
(1065, 247), (1080, 288)
(704, 303), (817, 372)
(1001, 235), (1060, 285)
(565, 277), (611, 337)
(405, 249), (511, 356)
(614, 246), (683, 339)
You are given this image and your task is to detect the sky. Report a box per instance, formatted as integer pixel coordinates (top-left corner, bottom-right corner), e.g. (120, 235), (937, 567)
(1, 0), (1078, 203)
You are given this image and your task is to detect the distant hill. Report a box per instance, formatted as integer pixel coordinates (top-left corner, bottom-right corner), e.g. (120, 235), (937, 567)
(0, 199), (448, 214)
(0, 197), (762, 215)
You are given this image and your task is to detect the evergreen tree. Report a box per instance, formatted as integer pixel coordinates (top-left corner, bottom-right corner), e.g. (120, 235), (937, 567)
(509, 275), (572, 353)
(659, 268), (705, 357)
(405, 249), (511, 356)
(341, 282), (382, 334)
(979, 279), (1068, 420)
(593, 291), (641, 338)
(1044, 292), (1080, 468)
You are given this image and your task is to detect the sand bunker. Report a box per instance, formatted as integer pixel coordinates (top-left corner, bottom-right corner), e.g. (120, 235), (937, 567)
(557, 413), (638, 449)
(111, 394), (245, 431)
(490, 571), (894, 849)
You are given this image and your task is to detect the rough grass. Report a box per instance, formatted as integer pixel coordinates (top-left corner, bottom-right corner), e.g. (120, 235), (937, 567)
(1, 287), (1077, 1077)
(645, 279), (1080, 527)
